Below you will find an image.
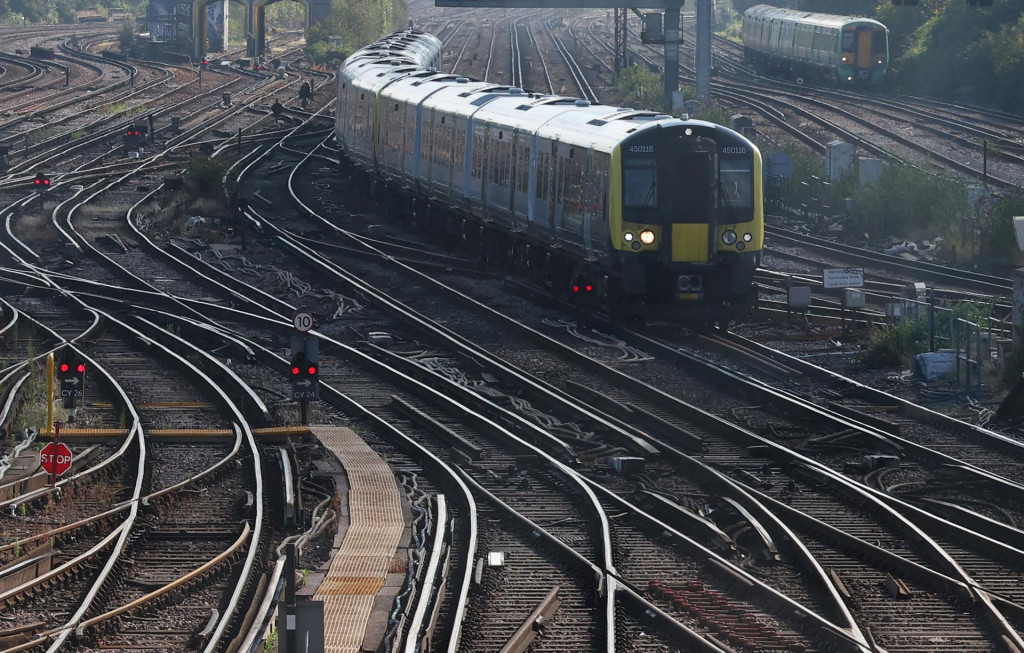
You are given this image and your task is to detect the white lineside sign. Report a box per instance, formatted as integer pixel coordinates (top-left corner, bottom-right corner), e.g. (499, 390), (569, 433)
(823, 268), (865, 289)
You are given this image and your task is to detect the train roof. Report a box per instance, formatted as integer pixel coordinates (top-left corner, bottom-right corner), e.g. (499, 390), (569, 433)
(376, 71), (687, 150)
(343, 29), (441, 70)
(744, 4), (885, 30)
(343, 30), (752, 153)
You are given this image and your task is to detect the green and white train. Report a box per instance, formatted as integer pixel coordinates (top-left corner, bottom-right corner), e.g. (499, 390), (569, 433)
(742, 5), (888, 85)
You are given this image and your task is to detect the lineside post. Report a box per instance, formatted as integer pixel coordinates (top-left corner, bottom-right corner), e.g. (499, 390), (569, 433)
(47, 353), (54, 434)
(696, 0), (711, 102)
(663, 3), (680, 112)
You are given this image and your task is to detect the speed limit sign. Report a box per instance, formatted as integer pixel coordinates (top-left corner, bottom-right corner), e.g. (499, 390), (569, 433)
(292, 311), (314, 333)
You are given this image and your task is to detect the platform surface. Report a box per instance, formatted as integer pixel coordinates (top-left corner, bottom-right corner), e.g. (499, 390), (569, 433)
(311, 426), (405, 653)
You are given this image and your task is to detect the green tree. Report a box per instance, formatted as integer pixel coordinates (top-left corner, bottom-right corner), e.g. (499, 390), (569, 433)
(882, 0), (1024, 111)
(305, 0), (406, 63)
(615, 64), (664, 111)
(119, 20), (136, 52)
(11, 0), (49, 22)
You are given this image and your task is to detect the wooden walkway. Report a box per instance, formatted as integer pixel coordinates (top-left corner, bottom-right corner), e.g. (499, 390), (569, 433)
(312, 426), (406, 653)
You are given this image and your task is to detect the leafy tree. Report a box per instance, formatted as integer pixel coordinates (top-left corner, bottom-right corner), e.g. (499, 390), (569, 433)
(882, 0), (1024, 111)
(11, 0), (48, 22)
(265, 0), (307, 30)
(119, 20), (136, 52)
(615, 64), (664, 111)
(305, 0), (406, 63)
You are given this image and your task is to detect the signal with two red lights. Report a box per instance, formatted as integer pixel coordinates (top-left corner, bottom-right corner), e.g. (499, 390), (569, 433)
(34, 172), (51, 189)
(57, 352), (87, 408)
(289, 350), (319, 399)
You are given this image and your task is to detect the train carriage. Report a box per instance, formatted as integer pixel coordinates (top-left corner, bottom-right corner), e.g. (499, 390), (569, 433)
(336, 31), (764, 326)
(742, 5), (888, 85)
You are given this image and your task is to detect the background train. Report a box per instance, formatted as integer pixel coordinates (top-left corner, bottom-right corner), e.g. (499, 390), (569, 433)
(742, 5), (889, 85)
(335, 31), (764, 326)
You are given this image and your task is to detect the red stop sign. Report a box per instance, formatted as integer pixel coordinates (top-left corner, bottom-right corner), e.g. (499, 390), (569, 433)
(40, 442), (73, 476)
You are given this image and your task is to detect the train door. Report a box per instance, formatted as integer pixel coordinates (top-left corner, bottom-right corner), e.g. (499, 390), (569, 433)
(856, 29), (872, 70)
(582, 147), (595, 258)
(512, 129), (531, 227)
(466, 120), (485, 205)
(553, 141), (570, 232)
(531, 138), (551, 232)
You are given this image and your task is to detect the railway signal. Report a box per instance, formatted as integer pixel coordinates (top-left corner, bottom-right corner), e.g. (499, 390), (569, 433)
(57, 352), (86, 408)
(34, 171), (51, 189)
(123, 125), (141, 150)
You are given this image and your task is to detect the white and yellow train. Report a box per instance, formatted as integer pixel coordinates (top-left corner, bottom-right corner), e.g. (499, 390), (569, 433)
(336, 30), (764, 325)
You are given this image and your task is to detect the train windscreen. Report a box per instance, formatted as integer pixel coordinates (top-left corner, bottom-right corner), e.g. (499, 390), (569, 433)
(720, 160), (753, 210)
(623, 157), (658, 209)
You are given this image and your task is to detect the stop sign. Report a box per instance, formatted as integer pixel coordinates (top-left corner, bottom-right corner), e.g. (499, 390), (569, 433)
(40, 442), (73, 476)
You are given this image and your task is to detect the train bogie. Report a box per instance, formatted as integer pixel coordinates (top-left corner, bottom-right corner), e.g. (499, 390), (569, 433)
(336, 31), (764, 324)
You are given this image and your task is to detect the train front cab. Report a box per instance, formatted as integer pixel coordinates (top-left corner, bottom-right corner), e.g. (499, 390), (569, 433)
(610, 122), (763, 322)
(838, 20), (888, 84)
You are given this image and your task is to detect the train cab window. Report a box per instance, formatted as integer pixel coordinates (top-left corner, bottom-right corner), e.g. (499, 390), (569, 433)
(842, 29), (855, 51)
(719, 160), (753, 211)
(873, 30), (887, 55)
(623, 157), (657, 208)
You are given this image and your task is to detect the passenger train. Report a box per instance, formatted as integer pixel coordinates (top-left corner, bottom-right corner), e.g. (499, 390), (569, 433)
(742, 5), (888, 85)
(335, 31), (764, 325)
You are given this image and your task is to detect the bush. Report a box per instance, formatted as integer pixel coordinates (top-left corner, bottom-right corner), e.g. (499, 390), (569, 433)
(184, 155), (229, 203)
(863, 320), (928, 368)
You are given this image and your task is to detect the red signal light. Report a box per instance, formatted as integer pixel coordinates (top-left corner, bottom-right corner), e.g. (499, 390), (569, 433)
(572, 285), (580, 293)
(585, 284), (593, 292)
(291, 366), (300, 376)
(34, 179), (41, 185)
(44, 179), (50, 185)
(307, 366), (317, 376)
(60, 363), (70, 373)
(76, 363), (85, 373)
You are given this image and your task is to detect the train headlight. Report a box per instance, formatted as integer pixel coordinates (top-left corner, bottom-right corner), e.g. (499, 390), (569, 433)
(841, 56), (849, 63)
(722, 229), (738, 245)
(623, 232), (634, 242)
(877, 59), (883, 64)
(743, 232), (752, 242)
(847, 77), (853, 81)
(639, 230), (656, 245)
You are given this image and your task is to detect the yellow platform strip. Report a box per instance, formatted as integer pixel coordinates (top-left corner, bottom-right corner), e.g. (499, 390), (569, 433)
(88, 402), (215, 408)
(313, 426), (405, 653)
(42, 426), (313, 438)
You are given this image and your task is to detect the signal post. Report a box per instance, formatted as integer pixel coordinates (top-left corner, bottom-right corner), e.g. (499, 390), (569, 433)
(289, 311), (319, 425)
